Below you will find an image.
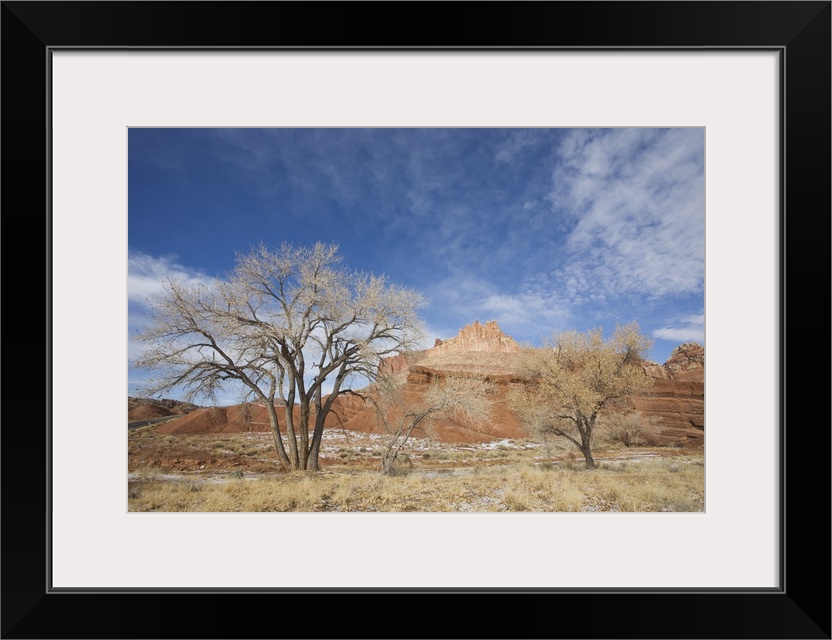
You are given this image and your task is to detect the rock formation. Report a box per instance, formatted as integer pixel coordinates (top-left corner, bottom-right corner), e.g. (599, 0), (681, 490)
(662, 342), (705, 381)
(148, 323), (704, 448)
(631, 343), (704, 446)
(430, 320), (520, 355)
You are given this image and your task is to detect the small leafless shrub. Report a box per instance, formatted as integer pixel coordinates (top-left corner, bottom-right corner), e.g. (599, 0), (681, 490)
(600, 411), (662, 448)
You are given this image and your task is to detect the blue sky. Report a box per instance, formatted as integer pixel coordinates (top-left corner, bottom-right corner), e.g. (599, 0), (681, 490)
(129, 128), (704, 402)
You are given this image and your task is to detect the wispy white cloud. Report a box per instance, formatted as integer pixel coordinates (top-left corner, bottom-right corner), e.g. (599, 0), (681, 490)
(550, 128), (704, 301)
(128, 251), (214, 306)
(425, 272), (571, 345)
(494, 129), (541, 165)
(479, 290), (570, 335)
(128, 252), (219, 397)
(653, 314), (704, 343)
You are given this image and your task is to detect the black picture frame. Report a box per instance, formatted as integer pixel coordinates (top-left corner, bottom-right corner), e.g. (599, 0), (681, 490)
(2, 2), (829, 638)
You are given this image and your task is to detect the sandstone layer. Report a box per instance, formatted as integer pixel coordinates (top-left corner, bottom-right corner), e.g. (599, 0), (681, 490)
(630, 343), (704, 446)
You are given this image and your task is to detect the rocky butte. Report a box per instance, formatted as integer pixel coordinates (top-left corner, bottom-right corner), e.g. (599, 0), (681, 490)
(143, 321), (704, 447)
(431, 320), (520, 354)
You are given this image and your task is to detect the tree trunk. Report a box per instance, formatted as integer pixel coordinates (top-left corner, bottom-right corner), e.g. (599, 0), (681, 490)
(306, 452), (319, 472)
(579, 447), (596, 469)
(381, 432), (406, 476)
(381, 451), (395, 475)
(306, 412), (326, 471)
(579, 416), (596, 469)
(298, 402), (310, 469)
(284, 380), (300, 468)
(265, 402), (292, 471)
(306, 367), (347, 472)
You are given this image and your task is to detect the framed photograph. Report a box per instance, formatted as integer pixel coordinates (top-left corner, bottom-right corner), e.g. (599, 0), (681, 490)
(4, 2), (829, 638)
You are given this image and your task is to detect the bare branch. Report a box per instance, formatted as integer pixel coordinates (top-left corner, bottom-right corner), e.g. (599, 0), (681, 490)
(132, 243), (427, 471)
(371, 370), (494, 475)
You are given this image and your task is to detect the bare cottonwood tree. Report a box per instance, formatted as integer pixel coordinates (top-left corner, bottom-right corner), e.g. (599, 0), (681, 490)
(370, 370), (493, 475)
(133, 242), (426, 471)
(508, 322), (653, 469)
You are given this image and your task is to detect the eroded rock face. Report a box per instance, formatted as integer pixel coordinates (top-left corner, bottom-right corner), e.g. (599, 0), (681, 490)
(430, 320), (520, 354)
(663, 342), (705, 381)
(630, 379), (704, 446)
(630, 342), (704, 446)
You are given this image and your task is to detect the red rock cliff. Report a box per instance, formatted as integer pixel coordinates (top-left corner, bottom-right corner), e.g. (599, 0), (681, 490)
(430, 320), (520, 354)
(631, 343), (704, 446)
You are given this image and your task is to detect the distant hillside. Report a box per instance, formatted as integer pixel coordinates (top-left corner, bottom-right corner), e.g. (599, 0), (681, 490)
(128, 397), (203, 422)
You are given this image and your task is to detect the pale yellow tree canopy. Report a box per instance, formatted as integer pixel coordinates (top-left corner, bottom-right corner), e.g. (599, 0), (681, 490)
(509, 322), (654, 467)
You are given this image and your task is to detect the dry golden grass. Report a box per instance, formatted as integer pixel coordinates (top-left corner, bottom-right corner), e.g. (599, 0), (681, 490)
(129, 455), (703, 513)
(129, 424), (703, 512)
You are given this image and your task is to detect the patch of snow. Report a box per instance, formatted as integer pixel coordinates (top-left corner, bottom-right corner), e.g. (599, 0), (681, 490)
(479, 438), (520, 450)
